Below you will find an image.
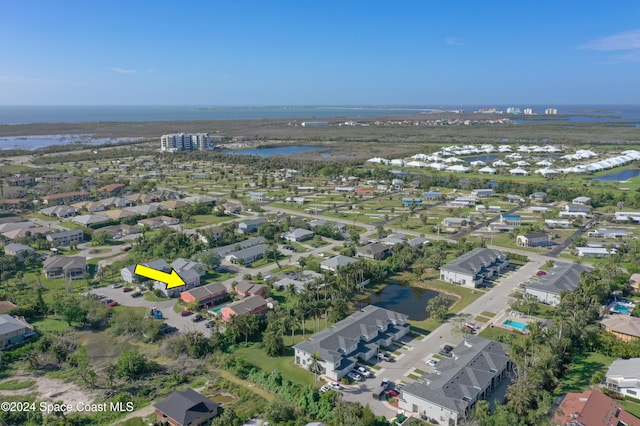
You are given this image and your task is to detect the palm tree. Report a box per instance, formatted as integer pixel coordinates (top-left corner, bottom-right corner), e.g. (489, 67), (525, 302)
(309, 352), (323, 382)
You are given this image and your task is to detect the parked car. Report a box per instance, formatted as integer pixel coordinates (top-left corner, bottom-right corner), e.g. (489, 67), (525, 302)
(356, 366), (371, 377)
(381, 378), (390, 389)
(388, 390), (400, 397)
(320, 385), (330, 393)
(426, 358), (438, 367)
(329, 381), (342, 390)
(131, 291), (143, 298)
(439, 345), (454, 357)
(191, 314), (203, 322)
(205, 321), (215, 329)
(347, 372), (362, 381)
(111, 283), (122, 289)
(103, 298), (113, 305)
(95, 293), (106, 300)
(122, 287), (132, 293)
(536, 270), (547, 276)
(180, 310), (193, 317)
(378, 351), (391, 361)
(107, 301), (119, 307)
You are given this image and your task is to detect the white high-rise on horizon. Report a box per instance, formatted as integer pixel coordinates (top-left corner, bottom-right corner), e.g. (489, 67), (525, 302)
(160, 133), (211, 152)
(545, 108), (558, 115)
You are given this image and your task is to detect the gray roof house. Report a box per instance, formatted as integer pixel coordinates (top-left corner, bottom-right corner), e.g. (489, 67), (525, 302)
(121, 259), (171, 283)
(440, 248), (508, 288)
(0, 314), (36, 349)
(171, 258), (207, 276)
(207, 236), (267, 259)
(225, 244), (268, 265)
(605, 358), (640, 399)
(282, 228), (314, 242)
(356, 243), (390, 260)
(154, 387), (219, 426)
(399, 336), (513, 426)
(43, 256), (87, 280)
(293, 305), (410, 381)
(154, 267), (201, 298)
(3, 243), (35, 262)
(237, 218), (266, 234)
(320, 255), (358, 272)
(524, 263), (591, 306)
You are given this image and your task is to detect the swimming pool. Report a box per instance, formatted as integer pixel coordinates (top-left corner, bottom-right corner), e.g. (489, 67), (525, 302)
(503, 319), (528, 331)
(613, 303), (632, 314)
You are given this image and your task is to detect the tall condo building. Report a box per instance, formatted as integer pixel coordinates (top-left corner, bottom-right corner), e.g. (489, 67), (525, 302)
(544, 108), (558, 115)
(160, 133), (211, 152)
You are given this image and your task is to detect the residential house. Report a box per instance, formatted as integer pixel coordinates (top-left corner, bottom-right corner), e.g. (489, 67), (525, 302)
(249, 192), (266, 202)
(402, 198), (422, 206)
(124, 203), (163, 215)
(529, 192), (548, 201)
(442, 217), (468, 229)
(334, 186), (355, 193)
(572, 196), (592, 205)
(564, 204), (591, 213)
(516, 232), (550, 247)
(205, 237), (267, 259)
(121, 259), (171, 283)
(154, 268), (200, 298)
(41, 191), (90, 205)
(408, 236), (430, 247)
(528, 206), (549, 214)
(46, 229), (83, 247)
(71, 201), (106, 213)
(293, 305), (410, 381)
(97, 209), (138, 220)
(234, 281), (267, 298)
(601, 315), (640, 342)
(471, 189), (494, 198)
(171, 258), (207, 277)
(422, 191), (442, 200)
(43, 256), (87, 279)
(0, 315), (36, 349)
(575, 247), (617, 258)
(545, 219), (573, 229)
(223, 202), (243, 214)
(505, 194), (525, 204)
(488, 224), (516, 233)
(219, 295), (268, 322)
(137, 215), (180, 229)
(605, 358), (640, 400)
(97, 197), (134, 208)
(440, 248), (508, 288)
(380, 233), (408, 246)
(160, 200), (188, 210)
(225, 244), (268, 265)
(71, 215), (110, 227)
(553, 389), (640, 426)
(154, 387), (219, 426)
(320, 255), (358, 272)
(97, 183), (125, 196)
(181, 282), (229, 308)
(126, 193), (156, 204)
(99, 224), (141, 239)
(39, 205), (77, 218)
(2, 226), (50, 242)
(237, 218), (266, 234)
(400, 336), (513, 426)
(3, 243), (35, 262)
(524, 263), (591, 306)
(356, 243), (390, 260)
(273, 277), (307, 293)
(587, 229), (628, 239)
(500, 214), (522, 225)
(282, 228), (314, 242)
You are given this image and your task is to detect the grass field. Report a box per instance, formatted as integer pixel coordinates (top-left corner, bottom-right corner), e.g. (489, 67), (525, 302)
(554, 352), (615, 396)
(0, 378), (36, 390)
(233, 345), (315, 387)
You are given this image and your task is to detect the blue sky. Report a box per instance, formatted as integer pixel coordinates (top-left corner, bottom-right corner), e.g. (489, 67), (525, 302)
(1, 1), (639, 105)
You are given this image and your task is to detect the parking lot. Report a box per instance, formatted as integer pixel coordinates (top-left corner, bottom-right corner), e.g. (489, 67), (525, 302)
(87, 285), (212, 335)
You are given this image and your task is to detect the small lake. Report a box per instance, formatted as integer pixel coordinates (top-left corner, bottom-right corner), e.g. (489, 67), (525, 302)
(0, 135), (141, 150)
(226, 145), (326, 157)
(592, 169), (640, 181)
(364, 282), (440, 321)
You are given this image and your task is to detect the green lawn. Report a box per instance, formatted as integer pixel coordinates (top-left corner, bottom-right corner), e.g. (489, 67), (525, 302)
(233, 345), (315, 387)
(478, 326), (518, 343)
(554, 352), (615, 396)
(0, 379), (36, 390)
(183, 214), (234, 228)
(31, 316), (70, 333)
(622, 399), (640, 419)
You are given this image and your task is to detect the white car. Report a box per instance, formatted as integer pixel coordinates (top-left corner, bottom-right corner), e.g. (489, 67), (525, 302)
(320, 385), (330, 393)
(356, 366), (371, 377)
(426, 358), (438, 367)
(329, 381), (342, 390)
(347, 371), (362, 381)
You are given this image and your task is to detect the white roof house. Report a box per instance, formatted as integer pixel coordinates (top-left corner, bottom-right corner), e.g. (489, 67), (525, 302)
(509, 167), (529, 175)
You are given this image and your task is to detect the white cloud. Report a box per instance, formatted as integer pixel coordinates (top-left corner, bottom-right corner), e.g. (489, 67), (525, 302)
(582, 29), (640, 51)
(446, 37), (463, 46)
(110, 67), (138, 74)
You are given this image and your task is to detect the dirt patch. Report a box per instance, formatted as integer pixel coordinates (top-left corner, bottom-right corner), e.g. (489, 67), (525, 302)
(0, 373), (98, 412)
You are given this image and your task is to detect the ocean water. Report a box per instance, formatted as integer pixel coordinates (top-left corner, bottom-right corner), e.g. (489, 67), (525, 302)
(0, 105), (639, 125)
